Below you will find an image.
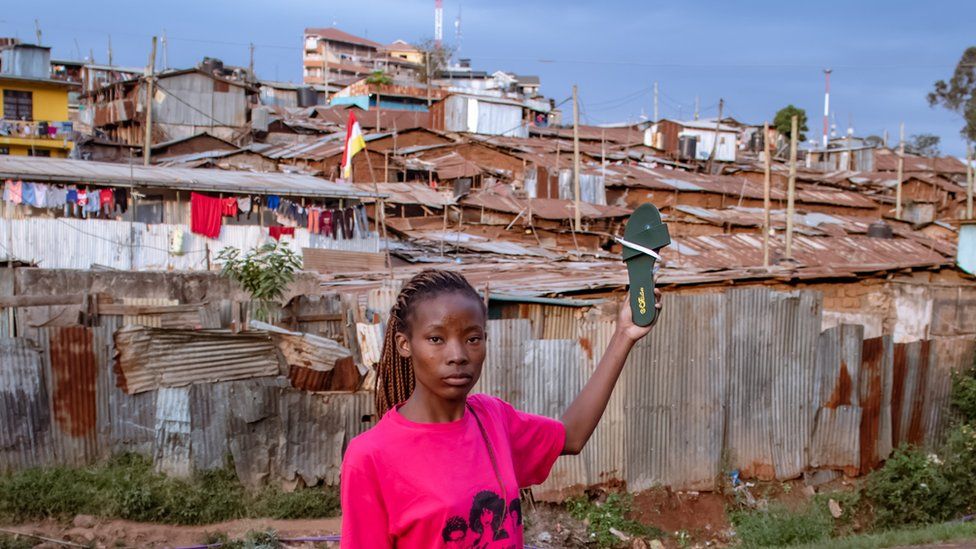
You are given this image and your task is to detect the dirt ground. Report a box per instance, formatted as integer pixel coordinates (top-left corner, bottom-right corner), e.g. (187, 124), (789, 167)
(0, 517), (341, 548)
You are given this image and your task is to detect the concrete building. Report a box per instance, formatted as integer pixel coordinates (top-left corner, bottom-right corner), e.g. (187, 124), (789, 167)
(0, 44), (78, 158)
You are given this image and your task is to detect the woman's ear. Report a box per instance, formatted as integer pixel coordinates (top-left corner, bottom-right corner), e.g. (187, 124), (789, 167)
(395, 331), (411, 358)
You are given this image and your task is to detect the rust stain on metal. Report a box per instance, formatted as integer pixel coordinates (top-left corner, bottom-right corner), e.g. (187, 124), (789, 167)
(891, 343), (907, 448)
(859, 337), (884, 473)
(49, 326), (97, 438)
(825, 362), (853, 409)
(578, 337), (593, 361)
(907, 340), (931, 446)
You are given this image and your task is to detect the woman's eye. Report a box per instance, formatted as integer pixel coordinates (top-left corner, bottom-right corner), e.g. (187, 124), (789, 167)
(427, 337), (442, 343)
(468, 336), (482, 344)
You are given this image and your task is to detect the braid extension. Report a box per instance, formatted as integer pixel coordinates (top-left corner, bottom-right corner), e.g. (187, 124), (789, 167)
(374, 269), (485, 416)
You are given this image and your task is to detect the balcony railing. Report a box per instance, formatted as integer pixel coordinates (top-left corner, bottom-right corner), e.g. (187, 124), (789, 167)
(0, 119), (74, 140)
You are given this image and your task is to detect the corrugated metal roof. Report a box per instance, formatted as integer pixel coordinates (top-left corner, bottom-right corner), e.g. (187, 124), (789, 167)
(114, 326), (280, 394)
(0, 337), (52, 472)
(352, 182), (455, 207)
(0, 156), (378, 199)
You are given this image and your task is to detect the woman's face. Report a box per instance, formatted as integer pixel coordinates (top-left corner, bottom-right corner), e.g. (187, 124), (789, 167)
(396, 292), (487, 403)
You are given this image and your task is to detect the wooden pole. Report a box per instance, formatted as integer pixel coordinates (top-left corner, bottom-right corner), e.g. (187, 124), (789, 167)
(786, 115), (798, 260)
(706, 98), (724, 174)
(384, 151), (389, 183)
(572, 84), (581, 232)
(762, 121), (771, 268)
(967, 143), (973, 219)
(143, 36), (157, 166)
(425, 52), (432, 107)
(248, 42), (255, 79)
(896, 122), (904, 220)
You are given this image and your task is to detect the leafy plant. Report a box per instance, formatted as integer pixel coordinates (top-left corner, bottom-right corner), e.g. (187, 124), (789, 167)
(566, 492), (662, 548)
(905, 133), (941, 157)
(216, 242), (302, 322)
(928, 46), (976, 142)
(773, 105), (809, 143)
(864, 446), (952, 528)
(366, 70), (393, 87)
(730, 502), (833, 548)
(951, 363), (976, 423)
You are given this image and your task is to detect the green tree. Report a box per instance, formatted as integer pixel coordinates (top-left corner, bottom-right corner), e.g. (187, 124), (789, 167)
(413, 38), (456, 83)
(216, 241), (302, 322)
(928, 46), (976, 142)
(773, 105), (809, 143)
(906, 133), (942, 157)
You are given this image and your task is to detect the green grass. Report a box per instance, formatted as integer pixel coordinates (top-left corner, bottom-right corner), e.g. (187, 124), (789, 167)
(0, 534), (33, 549)
(792, 520), (976, 549)
(566, 492), (664, 548)
(730, 502), (834, 548)
(0, 454), (340, 525)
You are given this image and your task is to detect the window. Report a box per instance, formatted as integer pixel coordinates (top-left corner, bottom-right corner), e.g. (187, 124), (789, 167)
(134, 195), (164, 224)
(28, 149), (50, 157)
(0, 147), (8, 155)
(3, 90), (32, 120)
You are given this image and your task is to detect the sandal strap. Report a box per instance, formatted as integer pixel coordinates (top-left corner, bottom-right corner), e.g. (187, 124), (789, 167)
(615, 236), (662, 260)
(621, 225), (670, 261)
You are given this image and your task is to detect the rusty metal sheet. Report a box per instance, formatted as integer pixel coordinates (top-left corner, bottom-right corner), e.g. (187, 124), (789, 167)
(923, 337), (976, 447)
(809, 324), (864, 473)
(114, 325), (280, 394)
(858, 336), (894, 473)
(190, 381), (230, 471)
(0, 337), (52, 471)
(891, 340), (931, 448)
(46, 326), (98, 465)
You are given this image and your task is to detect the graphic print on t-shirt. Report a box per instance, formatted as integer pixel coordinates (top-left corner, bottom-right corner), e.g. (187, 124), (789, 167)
(440, 491), (522, 549)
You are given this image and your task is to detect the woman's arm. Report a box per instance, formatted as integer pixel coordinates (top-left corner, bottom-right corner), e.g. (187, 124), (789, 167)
(560, 289), (661, 455)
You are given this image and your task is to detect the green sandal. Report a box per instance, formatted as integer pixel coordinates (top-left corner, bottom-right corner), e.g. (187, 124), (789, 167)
(618, 203), (670, 326)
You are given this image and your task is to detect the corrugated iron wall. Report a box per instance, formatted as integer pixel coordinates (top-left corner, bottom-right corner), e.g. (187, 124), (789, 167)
(0, 287), (972, 496)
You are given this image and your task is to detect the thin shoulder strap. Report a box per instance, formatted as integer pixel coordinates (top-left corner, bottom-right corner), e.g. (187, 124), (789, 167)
(467, 402), (508, 518)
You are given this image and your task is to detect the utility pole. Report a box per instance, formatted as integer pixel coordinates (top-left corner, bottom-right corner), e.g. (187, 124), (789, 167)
(322, 42), (330, 95)
(706, 98), (724, 174)
(108, 35), (113, 66)
(143, 36), (158, 167)
(762, 121), (771, 268)
(249, 42), (255, 80)
(34, 19), (42, 45)
(967, 142), (974, 219)
(786, 115), (798, 259)
(652, 81), (659, 122)
(694, 95), (700, 121)
(573, 84), (581, 232)
(425, 51), (432, 107)
(823, 69), (832, 149)
(896, 122), (904, 220)
(162, 30), (168, 69)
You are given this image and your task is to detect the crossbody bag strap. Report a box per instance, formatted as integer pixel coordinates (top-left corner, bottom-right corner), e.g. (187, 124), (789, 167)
(466, 403), (508, 520)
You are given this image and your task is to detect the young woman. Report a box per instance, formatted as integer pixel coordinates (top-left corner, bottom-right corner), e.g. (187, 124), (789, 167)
(340, 269), (661, 548)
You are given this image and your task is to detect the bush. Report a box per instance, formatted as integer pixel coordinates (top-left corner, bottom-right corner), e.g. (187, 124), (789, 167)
(864, 447), (952, 528)
(941, 422), (976, 514)
(566, 492), (662, 548)
(0, 454), (339, 525)
(951, 365), (976, 423)
(730, 502), (833, 548)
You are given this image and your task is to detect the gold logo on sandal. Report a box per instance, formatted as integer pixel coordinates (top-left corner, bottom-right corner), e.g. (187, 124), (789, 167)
(638, 287), (647, 314)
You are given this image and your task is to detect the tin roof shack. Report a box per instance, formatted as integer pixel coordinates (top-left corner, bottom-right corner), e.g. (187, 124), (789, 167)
(647, 118), (739, 162)
(332, 79), (447, 115)
(258, 81), (336, 108)
(0, 156), (381, 271)
(874, 148), (968, 177)
(85, 67), (253, 146)
(431, 94), (551, 138)
(604, 166), (880, 218)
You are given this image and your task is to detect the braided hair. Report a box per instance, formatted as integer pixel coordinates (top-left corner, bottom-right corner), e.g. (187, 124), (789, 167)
(375, 269), (486, 416)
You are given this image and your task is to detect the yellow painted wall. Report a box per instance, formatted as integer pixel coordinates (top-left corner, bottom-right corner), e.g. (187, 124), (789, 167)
(0, 79), (70, 122)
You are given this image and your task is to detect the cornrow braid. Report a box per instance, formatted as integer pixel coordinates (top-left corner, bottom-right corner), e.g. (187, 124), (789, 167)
(375, 269), (485, 416)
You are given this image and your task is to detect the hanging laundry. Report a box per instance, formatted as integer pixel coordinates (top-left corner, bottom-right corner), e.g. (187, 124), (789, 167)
(31, 183), (48, 208)
(47, 185), (67, 208)
(268, 226), (295, 241)
(355, 205), (370, 238)
(76, 188), (88, 206)
(22, 183), (36, 207)
(342, 208), (355, 240)
(266, 195), (280, 210)
(84, 187), (101, 214)
(66, 186), (79, 217)
(3, 179), (23, 204)
(113, 187), (129, 214)
(190, 192), (222, 238)
(321, 210), (333, 237)
(221, 197), (238, 217)
(170, 227), (185, 255)
(99, 188), (114, 215)
(237, 196), (251, 220)
(307, 207), (320, 233)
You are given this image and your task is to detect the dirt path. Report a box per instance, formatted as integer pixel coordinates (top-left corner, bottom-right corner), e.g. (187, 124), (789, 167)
(0, 517), (341, 548)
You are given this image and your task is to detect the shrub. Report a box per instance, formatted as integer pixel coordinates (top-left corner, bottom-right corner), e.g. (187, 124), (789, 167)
(730, 502), (833, 547)
(951, 365), (976, 423)
(0, 454), (339, 525)
(566, 492), (662, 548)
(941, 422), (976, 514)
(864, 447), (952, 528)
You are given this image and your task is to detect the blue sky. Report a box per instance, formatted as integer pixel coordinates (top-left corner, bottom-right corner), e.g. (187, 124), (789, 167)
(7, 1), (976, 156)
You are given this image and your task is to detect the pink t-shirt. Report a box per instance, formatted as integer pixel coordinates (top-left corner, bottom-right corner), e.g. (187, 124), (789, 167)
(340, 393), (566, 548)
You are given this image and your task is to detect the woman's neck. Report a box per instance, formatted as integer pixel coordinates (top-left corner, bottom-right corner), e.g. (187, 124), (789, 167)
(398, 387), (467, 423)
